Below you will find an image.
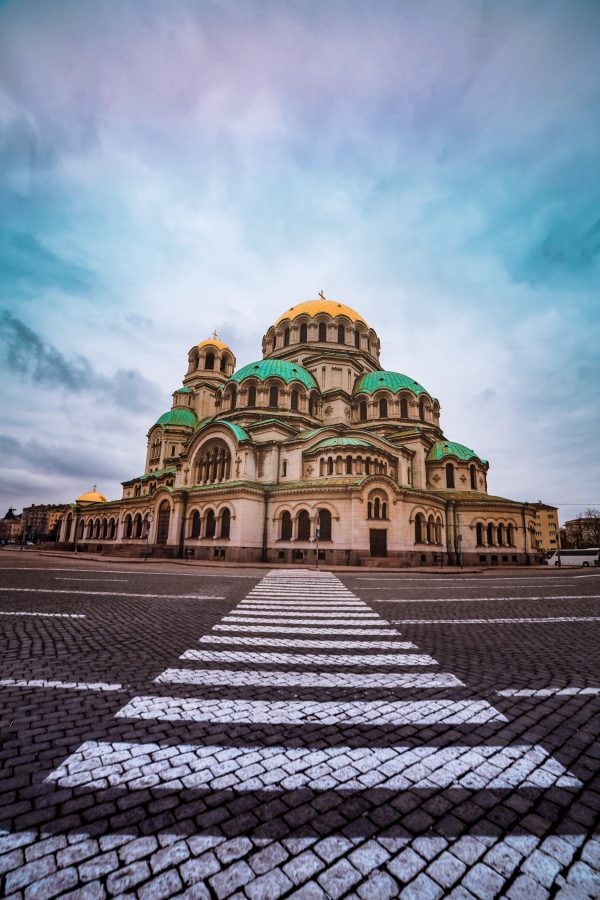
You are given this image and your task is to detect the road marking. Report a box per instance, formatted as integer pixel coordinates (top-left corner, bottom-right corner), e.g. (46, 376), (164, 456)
(374, 594), (600, 603)
(224, 615), (383, 625)
(0, 678), (123, 692)
(213, 624), (397, 635)
(0, 610), (86, 618)
(198, 635), (417, 650)
(0, 587), (224, 600)
(238, 603), (365, 610)
(156, 668), (463, 689)
(231, 609), (377, 618)
(391, 616), (600, 624)
(116, 695), (506, 725)
(54, 578), (129, 582)
(180, 649), (436, 667)
(46, 740), (579, 791)
(497, 686), (600, 697)
(0, 567), (258, 578)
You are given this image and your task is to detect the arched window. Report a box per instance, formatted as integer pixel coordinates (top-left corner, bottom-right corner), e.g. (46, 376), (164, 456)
(190, 510), (201, 538)
(359, 400), (367, 420)
(318, 322), (327, 342)
(297, 509), (311, 541)
(379, 398), (388, 418)
(318, 508), (332, 541)
(497, 523), (505, 546)
(345, 456), (353, 474)
(205, 509), (216, 538)
(220, 356), (227, 372)
(230, 387), (237, 410)
(446, 463), (455, 489)
(470, 464), (477, 490)
(327, 457), (334, 475)
(400, 397), (409, 418)
(337, 324), (345, 344)
(281, 511), (292, 540)
(156, 501), (170, 544)
(354, 329), (360, 349)
(281, 459), (287, 477)
(269, 385), (279, 408)
(134, 514), (143, 538)
(220, 508), (231, 539)
(78, 519), (85, 539)
(205, 352), (215, 370)
(374, 498), (381, 519)
(365, 458), (371, 475)
(507, 524), (515, 546)
(134, 484), (141, 498)
(283, 328), (290, 347)
(427, 515), (435, 543)
(476, 523), (484, 546)
(300, 323), (308, 343)
(86, 520), (93, 539)
(290, 389), (299, 411)
(419, 398), (426, 421)
(309, 393), (317, 416)
(247, 385), (257, 407)
(415, 513), (425, 543)
(196, 440), (231, 484)
(487, 523), (495, 545)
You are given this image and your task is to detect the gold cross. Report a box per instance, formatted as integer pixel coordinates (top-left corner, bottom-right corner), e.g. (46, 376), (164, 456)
(212, 330), (219, 339)
(318, 290), (326, 301)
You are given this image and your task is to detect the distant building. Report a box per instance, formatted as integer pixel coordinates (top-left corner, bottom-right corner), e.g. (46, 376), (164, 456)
(22, 503), (68, 541)
(563, 515), (600, 548)
(59, 297), (538, 565)
(531, 502), (560, 554)
(1, 508), (22, 543)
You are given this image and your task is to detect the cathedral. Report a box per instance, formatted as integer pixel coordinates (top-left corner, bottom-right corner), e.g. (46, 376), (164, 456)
(59, 298), (537, 565)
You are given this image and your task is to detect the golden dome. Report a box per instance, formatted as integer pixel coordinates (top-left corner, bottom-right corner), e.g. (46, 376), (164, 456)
(196, 336), (231, 351)
(77, 485), (107, 504)
(275, 298), (367, 326)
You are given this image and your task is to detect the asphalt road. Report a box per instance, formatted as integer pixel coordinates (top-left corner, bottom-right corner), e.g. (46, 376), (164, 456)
(0, 552), (598, 899)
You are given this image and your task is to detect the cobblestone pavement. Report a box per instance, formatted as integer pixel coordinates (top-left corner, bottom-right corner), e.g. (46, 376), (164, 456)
(0, 556), (599, 898)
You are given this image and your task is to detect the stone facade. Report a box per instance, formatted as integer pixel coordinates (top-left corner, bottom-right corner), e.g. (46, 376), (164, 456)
(59, 298), (537, 565)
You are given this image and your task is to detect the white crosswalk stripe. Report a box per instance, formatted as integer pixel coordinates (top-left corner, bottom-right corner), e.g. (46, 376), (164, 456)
(45, 568), (583, 798)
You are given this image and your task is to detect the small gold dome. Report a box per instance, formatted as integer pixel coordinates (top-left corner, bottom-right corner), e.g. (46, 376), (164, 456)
(77, 485), (107, 504)
(196, 337), (231, 351)
(275, 298), (367, 326)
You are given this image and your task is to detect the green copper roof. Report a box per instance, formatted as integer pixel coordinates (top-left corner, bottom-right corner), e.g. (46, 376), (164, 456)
(230, 359), (318, 390)
(426, 440), (487, 464)
(175, 386), (193, 394)
(194, 416), (250, 442)
(354, 371), (430, 397)
(155, 408), (198, 428)
(311, 436), (376, 451)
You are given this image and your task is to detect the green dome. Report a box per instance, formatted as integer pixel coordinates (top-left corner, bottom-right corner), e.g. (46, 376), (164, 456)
(155, 408), (198, 428)
(354, 371), (430, 396)
(312, 436), (376, 450)
(230, 359), (318, 391)
(427, 440), (486, 464)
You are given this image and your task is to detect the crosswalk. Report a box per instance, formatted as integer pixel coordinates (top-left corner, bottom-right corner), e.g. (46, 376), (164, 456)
(46, 569), (582, 799)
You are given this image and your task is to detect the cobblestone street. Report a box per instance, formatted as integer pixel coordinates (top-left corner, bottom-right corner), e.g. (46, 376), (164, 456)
(0, 554), (599, 898)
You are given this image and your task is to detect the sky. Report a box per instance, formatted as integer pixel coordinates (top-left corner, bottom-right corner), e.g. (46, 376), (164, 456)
(1, 0), (599, 523)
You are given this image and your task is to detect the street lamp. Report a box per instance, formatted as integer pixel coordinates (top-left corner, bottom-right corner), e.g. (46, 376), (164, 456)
(144, 514), (153, 562)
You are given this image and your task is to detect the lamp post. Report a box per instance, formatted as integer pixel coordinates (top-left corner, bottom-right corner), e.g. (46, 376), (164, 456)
(144, 514), (153, 562)
(315, 511), (320, 571)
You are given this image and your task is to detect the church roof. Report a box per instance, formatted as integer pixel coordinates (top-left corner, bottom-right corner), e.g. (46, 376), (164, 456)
(77, 486), (107, 503)
(155, 408), (198, 428)
(311, 436), (376, 451)
(275, 299), (367, 325)
(230, 359), (318, 390)
(196, 337), (231, 351)
(427, 440), (487, 464)
(354, 371), (430, 397)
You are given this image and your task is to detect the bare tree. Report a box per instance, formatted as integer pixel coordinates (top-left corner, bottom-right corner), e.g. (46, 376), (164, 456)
(578, 508), (600, 547)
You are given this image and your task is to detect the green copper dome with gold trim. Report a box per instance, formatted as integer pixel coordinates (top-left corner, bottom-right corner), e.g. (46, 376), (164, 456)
(354, 371), (430, 397)
(230, 359), (318, 390)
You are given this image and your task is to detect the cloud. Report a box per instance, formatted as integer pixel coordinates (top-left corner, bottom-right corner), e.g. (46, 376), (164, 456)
(0, 311), (163, 411)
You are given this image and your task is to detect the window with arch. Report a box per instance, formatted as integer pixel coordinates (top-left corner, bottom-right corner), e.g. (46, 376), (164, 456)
(318, 508), (332, 541)
(283, 328), (290, 347)
(487, 523), (495, 545)
(190, 510), (201, 538)
(220, 356), (227, 372)
(134, 484), (141, 498)
(309, 393), (318, 416)
(220, 507), (231, 539)
(230, 387), (237, 410)
(327, 457), (334, 475)
(86, 520), (93, 539)
(345, 455), (353, 474)
(318, 322), (327, 342)
(419, 398), (426, 421)
(78, 519), (85, 539)
(470, 464), (477, 490)
(497, 523), (505, 546)
(446, 463), (455, 489)
(196, 440), (231, 484)
(435, 517), (443, 543)
(205, 352), (215, 370)
(359, 400), (367, 421)
(280, 510), (292, 540)
(156, 501), (170, 544)
(400, 397), (409, 418)
(337, 324), (345, 344)
(507, 524), (515, 545)
(414, 512), (425, 543)
(290, 389), (299, 411)
(427, 515), (435, 543)
(205, 509), (216, 538)
(281, 459), (287, 477)
(269, 385), (279, 408)
(476, 522), (484, 545)
(379, 397), (388, 418)
(247, 385), (257, 407)
(299, 323), (308, 343)
(297, 509), (311, 541)
(134, 514), (143, 538)
(354, 329), (360, 348)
